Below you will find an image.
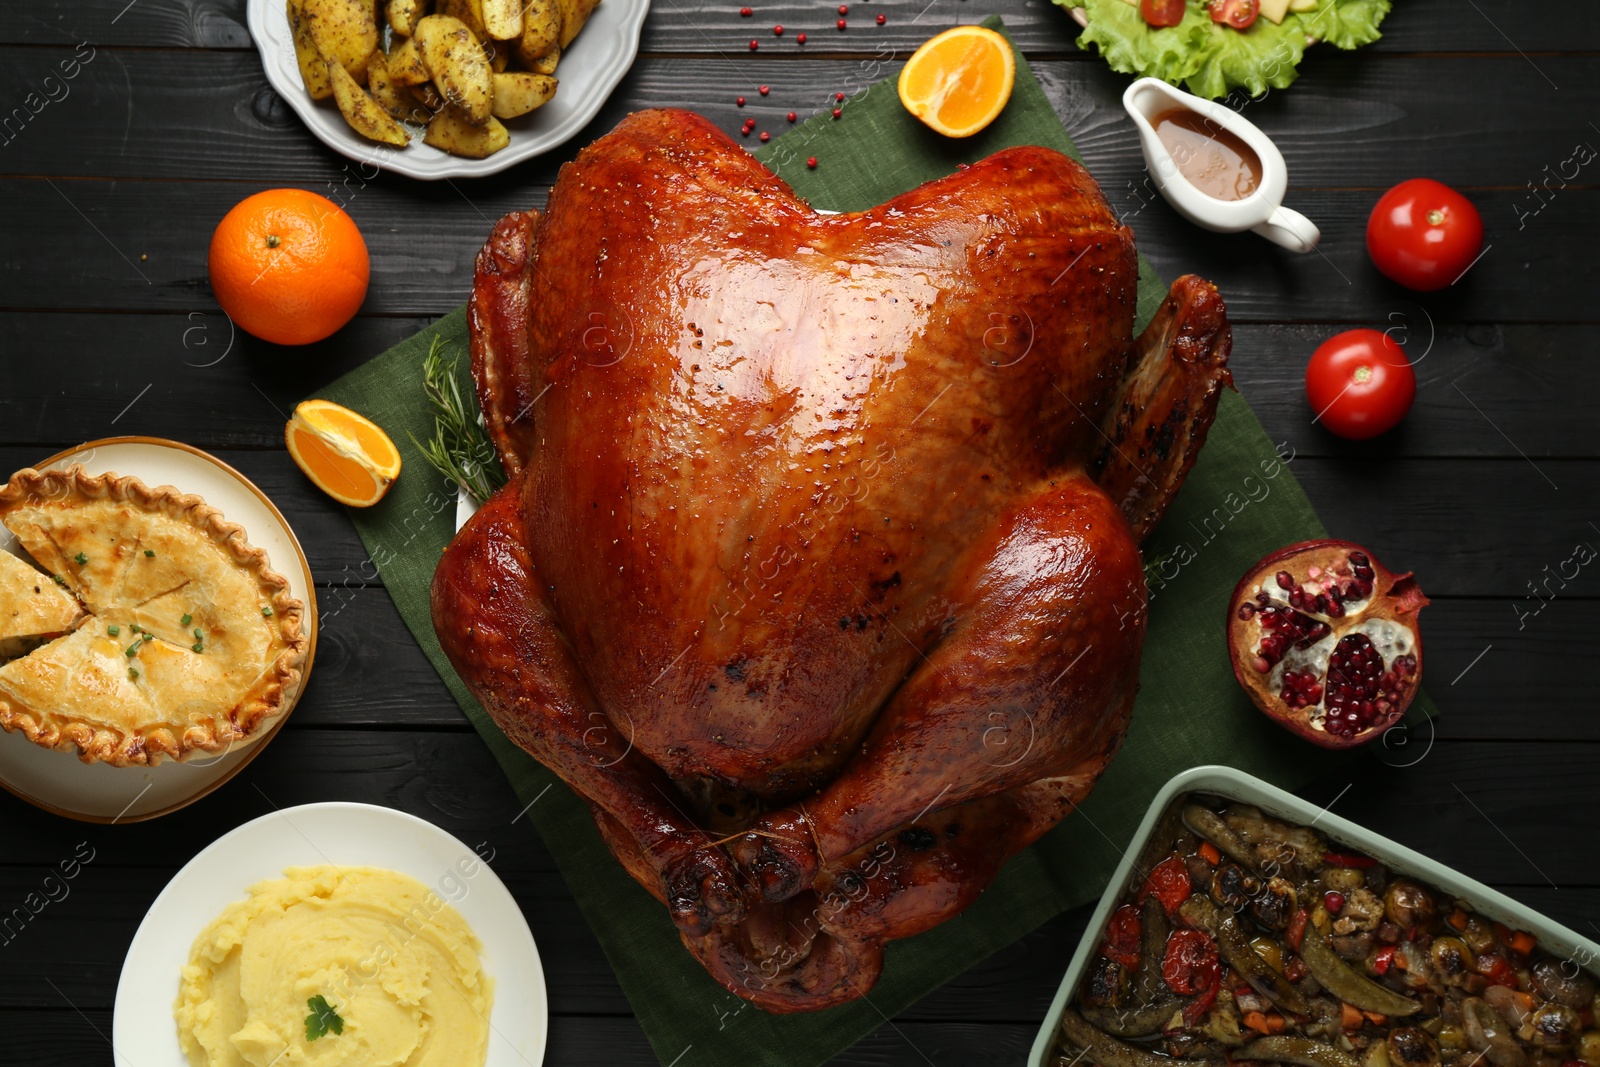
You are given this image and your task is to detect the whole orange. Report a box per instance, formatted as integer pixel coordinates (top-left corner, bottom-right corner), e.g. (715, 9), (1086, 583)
(208, 189), (369, 346)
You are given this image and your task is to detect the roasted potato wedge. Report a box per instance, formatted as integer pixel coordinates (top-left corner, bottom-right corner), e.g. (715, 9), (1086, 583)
(436, 0), (489, 39)
(286, 0), (333, 100)
(327, 59), (410, 145)
(490, 72), (556, 118)
(368, 53), (431, 123)
(303, 0), (379, 82)
(414, 14), (493, 126)
(411, 81), (448, 113)
(486, 39), (511, 71)
(555, 0), (599, 48)
(424, 111), (509, 157)
(385, 36), (432, 86)
(531, 45), (559, 75)
(480, 0), (523, 40)
(515, 0), (560, 65)
(385, 0), (429, 36)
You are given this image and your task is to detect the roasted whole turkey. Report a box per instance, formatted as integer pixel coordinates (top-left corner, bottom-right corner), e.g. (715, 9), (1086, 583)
(431, 108), (1232, 1011)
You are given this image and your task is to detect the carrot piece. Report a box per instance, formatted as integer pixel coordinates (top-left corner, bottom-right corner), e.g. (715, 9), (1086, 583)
(1447, 909), (1469, 931)
(1364, 1012), (1389, 1027)
(1199, 842), (1222, 866)
(1244, 1012), (1287, 1035)
(1341, 1003), (1365, 1030)
(1510, 930), (1537, 956)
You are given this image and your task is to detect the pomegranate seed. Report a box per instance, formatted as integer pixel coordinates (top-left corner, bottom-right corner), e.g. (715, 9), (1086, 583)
(749, 39), (759, 49)
(1325, 891), (1346, 914)
(1276, 571), (1295, 591)
(1238, 603), (1256, 620)
(836, 92), (845, 101)
(837, 18), (847, 29)
(736, 96), (746, 106)
(807, 156), (817, 168)
(739, 4), (751, 12)
(740, 126), (751, 137)
(759, 84), (769, 94)
(876, 12), (885, 22)
(838, 4), (848, 12)
(787, 111), (797, 122)
(759, 130), (770, 141)
(772, 24), (783, 34)
(832, 108), (842, 118)
(796, 32), (807, 42)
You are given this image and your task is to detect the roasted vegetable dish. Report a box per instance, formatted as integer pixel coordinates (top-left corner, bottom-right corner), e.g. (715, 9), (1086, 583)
(1055, 796), (1600, 1067)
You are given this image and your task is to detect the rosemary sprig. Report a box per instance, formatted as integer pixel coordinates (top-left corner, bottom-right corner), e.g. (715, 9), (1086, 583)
(408, 336), (506, 505)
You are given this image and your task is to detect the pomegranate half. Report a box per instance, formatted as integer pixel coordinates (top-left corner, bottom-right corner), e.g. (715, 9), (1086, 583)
(1227, 539), (1428, 749)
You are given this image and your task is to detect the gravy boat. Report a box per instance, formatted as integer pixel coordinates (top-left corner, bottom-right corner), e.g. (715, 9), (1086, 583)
(1122, 77), (1320, 253)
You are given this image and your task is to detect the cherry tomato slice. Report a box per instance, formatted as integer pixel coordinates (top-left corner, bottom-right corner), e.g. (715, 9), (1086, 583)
(1138, 854), (1194, 917)
(1210, 0), (1259, 29)
(1140, 0), (1187, 27)
(1367, 178), (1485, 291)
(1103, 904), (1143, 969)
(1162, 928), (1220, 996)
(1305, 328), (1416, 440)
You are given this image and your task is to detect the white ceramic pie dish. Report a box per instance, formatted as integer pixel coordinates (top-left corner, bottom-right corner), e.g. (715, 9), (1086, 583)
(246, 0), (650, 180)
(0, 438), (317, 823)
(114, 801), (549, 1066)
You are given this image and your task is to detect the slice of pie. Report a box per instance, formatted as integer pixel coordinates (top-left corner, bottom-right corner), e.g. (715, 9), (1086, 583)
(0, 549), (83, 659)
(0, 465), (308, 767)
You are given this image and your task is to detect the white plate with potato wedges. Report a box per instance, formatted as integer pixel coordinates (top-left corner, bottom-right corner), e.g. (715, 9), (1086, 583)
(248, 0), (649, 179)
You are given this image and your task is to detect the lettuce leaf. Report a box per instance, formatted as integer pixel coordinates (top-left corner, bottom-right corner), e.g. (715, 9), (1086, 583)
(1294, 0), (1391, 50)
(1070, 0), (1389, 100)
(1076, 0), (1214, 86)
(1185, 15), (1306, 100)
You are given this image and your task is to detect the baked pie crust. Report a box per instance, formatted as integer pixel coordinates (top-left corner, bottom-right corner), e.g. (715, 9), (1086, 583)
(0, 465), (308, 767)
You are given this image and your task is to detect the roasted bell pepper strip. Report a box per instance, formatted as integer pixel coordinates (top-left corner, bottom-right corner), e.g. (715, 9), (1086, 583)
(1198, 841), (1222, 866)
(1058, 1008), (1224, 1067)
(1287, 907), (1310, 952)
(1298, 923), (1421, 1017)
(1373, 945), (1397, 975)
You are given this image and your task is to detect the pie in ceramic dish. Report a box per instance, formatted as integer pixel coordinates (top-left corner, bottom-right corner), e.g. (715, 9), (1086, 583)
(0, 465), (308, 767)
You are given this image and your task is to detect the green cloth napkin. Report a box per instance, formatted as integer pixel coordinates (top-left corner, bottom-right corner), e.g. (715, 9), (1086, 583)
(314, 19), (1432, 1065)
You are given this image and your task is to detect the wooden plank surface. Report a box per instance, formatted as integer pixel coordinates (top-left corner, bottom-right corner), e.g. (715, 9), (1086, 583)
(2, 0), (1597, 1062)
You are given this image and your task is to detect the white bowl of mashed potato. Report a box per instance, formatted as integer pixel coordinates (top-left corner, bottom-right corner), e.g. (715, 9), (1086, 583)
(113, 802), (548, 1066)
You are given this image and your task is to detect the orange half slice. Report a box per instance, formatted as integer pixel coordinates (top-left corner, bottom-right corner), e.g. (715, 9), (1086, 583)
(285, 399), (401, 508)
(897, 26), (1016, 139)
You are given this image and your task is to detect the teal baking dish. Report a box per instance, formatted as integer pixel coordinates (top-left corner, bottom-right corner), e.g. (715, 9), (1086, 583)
(1027, 764), (1600, 1067)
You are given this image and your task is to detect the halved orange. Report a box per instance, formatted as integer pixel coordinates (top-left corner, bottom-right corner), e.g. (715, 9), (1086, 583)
(285, 399), (401, 508)
(898, 26), (1016, 139)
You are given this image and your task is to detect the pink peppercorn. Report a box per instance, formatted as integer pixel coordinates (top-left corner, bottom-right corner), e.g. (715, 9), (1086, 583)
(773, 24), (783, 34)
(807, 156), (817, 168)
(836, 18), (846, 29)
(759, 131), (770, 142)
(875, 13), (885, 23)
(838, 4), (848, 13)
(749, 39), (759, 49)
(759, 84), (769, 95)
(835, 92), (844, 101)
(739, 4), (751, 13)
(736, 96), (745, 106)
(832, 108), (841, 119)
(796, 32), (807, 42)
(787, 111), (796, 122)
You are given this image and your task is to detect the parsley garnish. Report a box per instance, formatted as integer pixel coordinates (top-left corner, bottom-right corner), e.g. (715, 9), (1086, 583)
(192, 642), (204, 653)
(261, 606), (274, 617)
(128, 667), (139, 681)
(73, 552), (88, 565)
(51, 574), (66, 587)
(144, 549), (156, 557)
(305, 995), (344, 1041)
(181, 613), (192, 627)
(107, 625), (120, 637)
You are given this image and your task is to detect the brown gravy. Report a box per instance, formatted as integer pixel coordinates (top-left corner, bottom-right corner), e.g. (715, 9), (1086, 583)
(1151, 107), (1262, 201)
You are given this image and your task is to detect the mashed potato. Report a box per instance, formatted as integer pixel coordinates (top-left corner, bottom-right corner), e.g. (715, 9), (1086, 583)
(174, 866), (493, 1067)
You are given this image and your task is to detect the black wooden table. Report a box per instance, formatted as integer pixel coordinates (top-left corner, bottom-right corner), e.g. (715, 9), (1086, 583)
(3, 1), (1597, 1062)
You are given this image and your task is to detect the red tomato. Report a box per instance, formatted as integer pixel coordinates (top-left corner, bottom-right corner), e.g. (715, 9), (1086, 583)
(1367, 178), (1484, 291)
(1102, 904), (1143, 969)
(1209, 0), (1259, 28)
(1140, 0), (1187, 27)
(1161, 929), (1220, 995)
(1137, 853), (1193, 916)
(1305, 328), (1416, 440)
